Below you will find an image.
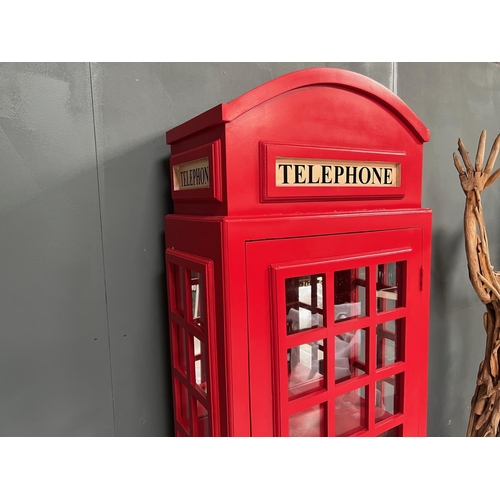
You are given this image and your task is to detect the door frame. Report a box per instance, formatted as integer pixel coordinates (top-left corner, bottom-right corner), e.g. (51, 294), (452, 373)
(246, 228), (424, 436)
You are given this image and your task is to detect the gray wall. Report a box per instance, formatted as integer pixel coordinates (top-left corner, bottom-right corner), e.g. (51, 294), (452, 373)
(398, 63), (500, 436)
(0, 62), (498, 436)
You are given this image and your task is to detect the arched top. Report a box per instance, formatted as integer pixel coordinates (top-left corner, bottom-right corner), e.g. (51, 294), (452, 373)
(167, 67), (430, 144)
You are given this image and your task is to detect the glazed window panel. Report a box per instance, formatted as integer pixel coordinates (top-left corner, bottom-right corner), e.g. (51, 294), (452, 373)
(166, 249), (216, 437)
(375, 374), (403, 423)
(190, 270), (204, 328)
(335, 328), (367, 383)
(377, 319), (404, 368)
(376, 424), (402, 437)
(334, 268), (367, 322)
(288, 340), (325, 399)
(377, 261), (405, 313)
(289, 404), (326, 437)
(335, 385), (367, 436)
(285, 274), (325, 334)
(193, 336), (207, 395)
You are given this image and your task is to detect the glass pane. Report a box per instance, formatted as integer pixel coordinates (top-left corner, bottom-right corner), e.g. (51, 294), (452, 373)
(376, 425), (402, 437)
(377, 319), (404, 368)
(377, 261), (405, 312)
(334, 268), (367, 321)
(174, 326), (188, 376)
(288, 340), (325, 399)
(195, 398), (210, 437)
(289, 404), (325, 437)
(335, 386), (367, 436)
(190, 270), (204, 327)
(335, 328), (367, 383)
(385, 320), (396, 333)
(175, 379), (191, 431)
(193, 336), (207, 394)
(375, 374), (402, 423)
(285, 274), (324, 334)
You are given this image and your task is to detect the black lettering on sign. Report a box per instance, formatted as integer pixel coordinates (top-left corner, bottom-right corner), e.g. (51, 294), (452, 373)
(294, 165), (307, 184)
(345, 166), (358, 185)
(322, 165), (333, 184)
(278, 164), (293, 184)
(275, 159), (399, 187)
(173, 157), (210, 191)
(333, 165), (344, 184)
(308, 165), (320, 184)
(359, 167), (371, 185)
(372, 167), (383, 185)
(384, 168), (392, 185)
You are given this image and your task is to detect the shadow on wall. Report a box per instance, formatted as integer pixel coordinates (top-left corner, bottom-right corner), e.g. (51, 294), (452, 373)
(164, 156), (174, 216)
(95, 135), (175, 436)
(163, 152), (174, 435)
(163, 154), (174, 434)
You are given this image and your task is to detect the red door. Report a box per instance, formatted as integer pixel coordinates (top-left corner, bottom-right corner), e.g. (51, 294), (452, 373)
(246, 228), (425, 437)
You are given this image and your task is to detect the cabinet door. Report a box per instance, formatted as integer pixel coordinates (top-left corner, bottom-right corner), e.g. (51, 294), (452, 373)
(246, 228), (425, 437)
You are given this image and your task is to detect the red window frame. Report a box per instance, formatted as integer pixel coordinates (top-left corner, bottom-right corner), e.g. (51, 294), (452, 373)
(270, 248), (411, 437)
(166, 249), (219, 436)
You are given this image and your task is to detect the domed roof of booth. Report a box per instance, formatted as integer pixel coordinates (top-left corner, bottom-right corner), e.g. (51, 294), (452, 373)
(166, 67), (430, 145)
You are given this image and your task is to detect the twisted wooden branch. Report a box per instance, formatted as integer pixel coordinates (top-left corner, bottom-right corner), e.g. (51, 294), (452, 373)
(454, 130), (500, 436)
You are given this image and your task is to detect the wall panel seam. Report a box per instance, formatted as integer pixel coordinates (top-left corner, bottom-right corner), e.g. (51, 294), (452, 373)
(393, 61), (398, 95)
(89, 61), (117, 436)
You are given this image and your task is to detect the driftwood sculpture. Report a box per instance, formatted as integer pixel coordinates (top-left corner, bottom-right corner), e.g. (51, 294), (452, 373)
(453, 130), (500, 436)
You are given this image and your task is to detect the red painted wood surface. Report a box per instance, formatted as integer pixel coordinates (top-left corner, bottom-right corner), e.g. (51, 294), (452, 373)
(166, 67), (430, 217)
(166, 249), (220, 436)
(248, 228), (423, 436)
(164, 68), (431, 436)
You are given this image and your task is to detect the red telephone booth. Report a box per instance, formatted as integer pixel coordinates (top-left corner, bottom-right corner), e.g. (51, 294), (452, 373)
(165, 68), (431, 437)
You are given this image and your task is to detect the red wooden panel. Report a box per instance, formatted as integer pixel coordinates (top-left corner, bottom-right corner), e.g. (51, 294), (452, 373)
(247, 228), (424, 436)
(167, 68), (429, 143)
(166, 68), (429, 217)
(167, 208), (431, 436)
